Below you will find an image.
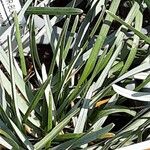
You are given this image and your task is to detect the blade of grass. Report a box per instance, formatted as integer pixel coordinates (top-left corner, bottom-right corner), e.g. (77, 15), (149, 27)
(74, 84), (95, 133)
(113, 63), (150, 84)
(0, 137), (12, 149)
(30, 19), (42, 69)
(9, 119), (34, 150)
(0, 119), (22, 146)
(63, 15), (79, 60)
(8, 35), (22, 130)
(84, 46), (110, 93)
(72, 0), (104, 52)
(13, 11), (27, 77)
(91, 94), (118, 131)
(42, 64), (55, 133)
(47, 17), (74, 105)
(0, 79), (7, 111)
(135, 74), (150, 91)
(53, 139), (77, 150)
(109, 61), (124, 76)
(48, 16), (71, 76)
(48, 0), (84, 25)
(43, 15), (57, 58)
(59, 17), (70, 79)
(18, 0), (32, 21)
(54, 133), (83, 142)
(119, 10), (143, 75)
(57, 6), (105, 101)
(73, 5), (106, 73)
(117, 140), (150, 150)
(60, 0), (77, 66)
(112, 84), (150, 101)
(25, 7), (83, 15)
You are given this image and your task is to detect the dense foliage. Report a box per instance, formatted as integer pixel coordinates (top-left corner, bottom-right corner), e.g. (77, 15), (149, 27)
(0, 0), (150, 149)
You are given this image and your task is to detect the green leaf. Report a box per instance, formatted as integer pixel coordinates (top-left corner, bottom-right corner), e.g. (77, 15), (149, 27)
(14, 11), (27, 76)
(74, 84), (95, 133)
(135, 74), (150, 91)
(113, 84), (150, 102)
(43, 15), (57, 54)
(0, 82), (6, 112)
(0, 137), (12, 149)
(8, 35), (22, 129)
(26, 7), (83, 15)
(0, 119), (21, 146)
(91, 62), (150, 105)
(73, 1), (103, 50)
(119, 9), (143, 75)
(29, 19), (42, 69)
(54, 133), (83, 142)
(41, 64), (54, 133)
(63, 15), (79, 60)
(18, 0), (32, 20)
(91, 94), (119, 131)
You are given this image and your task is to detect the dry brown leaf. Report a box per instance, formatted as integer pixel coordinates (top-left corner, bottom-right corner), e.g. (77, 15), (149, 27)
(95, 98), (109, 108)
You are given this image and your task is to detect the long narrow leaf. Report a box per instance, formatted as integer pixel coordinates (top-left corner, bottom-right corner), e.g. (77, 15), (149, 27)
(119, 10), (143, 75)
(26, 7), (83, 15)
(113, 84), (150, 101)
(8, 35), (22, 129)
(14, 11), (27, 76)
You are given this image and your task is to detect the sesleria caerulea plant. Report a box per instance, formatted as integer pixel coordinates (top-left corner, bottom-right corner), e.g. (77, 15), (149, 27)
(0, 0), (150, 149)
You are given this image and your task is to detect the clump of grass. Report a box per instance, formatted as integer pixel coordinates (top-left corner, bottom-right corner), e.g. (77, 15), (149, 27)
(0, 0), (150, 149)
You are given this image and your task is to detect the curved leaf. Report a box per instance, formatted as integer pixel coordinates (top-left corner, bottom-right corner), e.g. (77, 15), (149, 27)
(93, 106), (136, 124)
(113, 84), (150, 101)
